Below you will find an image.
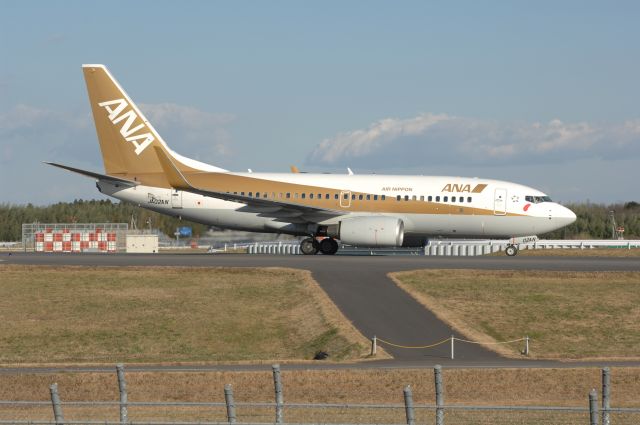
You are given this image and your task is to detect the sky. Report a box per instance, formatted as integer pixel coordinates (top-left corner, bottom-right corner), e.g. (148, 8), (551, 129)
(1, 1), (639, 205)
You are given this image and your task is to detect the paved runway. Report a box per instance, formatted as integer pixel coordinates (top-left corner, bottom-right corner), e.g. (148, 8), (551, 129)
(3, 253), (640, 370)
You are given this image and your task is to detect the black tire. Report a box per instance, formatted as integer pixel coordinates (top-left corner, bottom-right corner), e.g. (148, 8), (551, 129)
(300, 237), (319, 255)
(505, 245), (518, 256)
(319, 238), (339, 255)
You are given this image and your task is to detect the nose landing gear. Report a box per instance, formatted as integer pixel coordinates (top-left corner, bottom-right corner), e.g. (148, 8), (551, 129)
(505, 244), (519, 256)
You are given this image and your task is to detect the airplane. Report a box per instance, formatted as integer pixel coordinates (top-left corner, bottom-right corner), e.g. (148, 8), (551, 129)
(47, 64), (577, 256)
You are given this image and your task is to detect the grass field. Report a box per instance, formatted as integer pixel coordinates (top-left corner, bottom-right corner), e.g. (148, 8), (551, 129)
(0, 265), (377, 363)
(1, 367), (640, 422)
(392, 270), (640, 359)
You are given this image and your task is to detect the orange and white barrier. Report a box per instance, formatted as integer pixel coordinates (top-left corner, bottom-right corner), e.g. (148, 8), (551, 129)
(36, 230), (118, 253)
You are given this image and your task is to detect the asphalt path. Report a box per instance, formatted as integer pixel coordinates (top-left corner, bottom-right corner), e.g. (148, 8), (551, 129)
(3, 253), (640, 371)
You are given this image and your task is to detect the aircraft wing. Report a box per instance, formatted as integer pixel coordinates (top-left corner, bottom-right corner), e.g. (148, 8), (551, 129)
(45, 162), (139, 186)
(153, 147), (344, 220)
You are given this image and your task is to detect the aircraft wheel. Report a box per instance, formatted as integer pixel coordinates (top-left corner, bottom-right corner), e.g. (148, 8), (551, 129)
(300, 237), (319, 255)
(505, 244), (519, 257)
(319, 238), (339, 255)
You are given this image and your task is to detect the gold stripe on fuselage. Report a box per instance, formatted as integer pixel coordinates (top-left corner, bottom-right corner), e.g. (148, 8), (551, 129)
(126, 171), (523, 217)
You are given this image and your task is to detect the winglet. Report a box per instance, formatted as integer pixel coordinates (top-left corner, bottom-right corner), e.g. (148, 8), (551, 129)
(153, 146), (193, 190)
(290, 165), (300, 173)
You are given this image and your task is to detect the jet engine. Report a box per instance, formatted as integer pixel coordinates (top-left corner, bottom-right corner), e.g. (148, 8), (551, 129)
(329, 216), (404, 247)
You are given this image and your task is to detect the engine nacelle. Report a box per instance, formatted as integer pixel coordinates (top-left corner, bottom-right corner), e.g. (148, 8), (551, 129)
(331, 216), (404, 247)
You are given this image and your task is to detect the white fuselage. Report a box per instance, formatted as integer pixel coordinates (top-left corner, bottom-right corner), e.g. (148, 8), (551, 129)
(97, 172), (576, 241)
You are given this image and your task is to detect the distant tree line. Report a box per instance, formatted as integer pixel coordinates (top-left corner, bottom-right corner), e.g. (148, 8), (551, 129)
(0, 199), (209, 241)
(0, 199), (638, 241)
(543, 202), (640, 240)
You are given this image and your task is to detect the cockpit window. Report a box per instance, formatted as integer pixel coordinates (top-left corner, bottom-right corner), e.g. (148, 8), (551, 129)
(525, 195), (552, 204)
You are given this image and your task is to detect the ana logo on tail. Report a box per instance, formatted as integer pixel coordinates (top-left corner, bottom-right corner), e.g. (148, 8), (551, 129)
(98, 99), (155, 155)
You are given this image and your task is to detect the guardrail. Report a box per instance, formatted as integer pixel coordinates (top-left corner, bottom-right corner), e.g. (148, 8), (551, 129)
(242, 240), (640, 256)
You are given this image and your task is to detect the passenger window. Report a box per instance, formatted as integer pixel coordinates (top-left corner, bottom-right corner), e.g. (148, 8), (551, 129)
(335, 194), (339, 200)
(412, 195), (417, 201)
(301, 193), (306, 199)
(294, 193), (299, 199)
(467, 196), (472, 203)
(352, 194), (356, 200)
(343, 193), (349, 200)
(420, 196), (424, 201)
(452, 196), (456, 202)
(248, 192), (253, 197)
(358, 194), (363, 200)
(374, 195), (378, 201)
(279, 193), (283, 198)
(436, 196), (440, 202)
(444, 196), (448, 202)
(256, 192), (260, 198)
(240, 192), (245, 196)
(318, 193), (322, 199)
(272, 192), (275, 198)
(404, 195), (409, 201)
(325, 194), (330, 199)
(428, 196), (432, 202)
(458, 197), (463, 203)
(366, 194), (371, 200)
(382, 195), (386, 201)
(309, 193), (314, 199)
(396, 195), (401, 201)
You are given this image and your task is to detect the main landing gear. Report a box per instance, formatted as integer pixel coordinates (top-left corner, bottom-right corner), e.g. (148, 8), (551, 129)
(505, 244), (519, 257)
(300, 237), (339, 255)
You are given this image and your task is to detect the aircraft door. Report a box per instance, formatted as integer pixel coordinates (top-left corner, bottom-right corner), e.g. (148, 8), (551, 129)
(171, 189), (183, 209)
(340, 190), (351, 208)
(494, 188), (507, 215)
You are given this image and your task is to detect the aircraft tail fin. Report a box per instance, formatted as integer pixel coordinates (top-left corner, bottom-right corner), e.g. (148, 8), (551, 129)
(82, 64), (226, 181)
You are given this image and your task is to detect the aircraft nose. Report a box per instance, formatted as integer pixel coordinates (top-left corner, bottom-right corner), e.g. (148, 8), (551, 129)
(555, 204), (577, 226)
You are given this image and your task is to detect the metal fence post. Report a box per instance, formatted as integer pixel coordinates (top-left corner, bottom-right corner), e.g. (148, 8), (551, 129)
(116, 364), (128, 424)
(49, 383), (64, 425)
(224, 384), (237, 424)
(272, 364), (284, 424)
(371, 336), (377, 356)
(602, 367), (610, 425)
(434, 365), (444, 425)
(403, 385), (415, 425)
(589, 389), (599, 425)
(524, 336), (530, 356)
(450, 336), (454, 360)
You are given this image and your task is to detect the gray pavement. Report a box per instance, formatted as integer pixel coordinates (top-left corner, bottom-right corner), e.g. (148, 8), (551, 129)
(3, 252), (640, 371)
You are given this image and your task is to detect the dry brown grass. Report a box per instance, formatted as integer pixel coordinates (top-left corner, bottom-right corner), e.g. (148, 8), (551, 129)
(1, 367), (639, 422)
(0, 265), (385, 364)
(392, 270), (640, 359)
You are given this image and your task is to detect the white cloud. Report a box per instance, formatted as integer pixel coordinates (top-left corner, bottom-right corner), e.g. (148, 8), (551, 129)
(139, 103), (235, 158)
(306, 113), (640, 168)
(0, 102), (235, 203)
(0, 104), (92, 166)
(310, 113), (451, 163)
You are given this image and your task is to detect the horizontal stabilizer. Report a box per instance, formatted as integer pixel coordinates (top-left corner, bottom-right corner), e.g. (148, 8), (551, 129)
(45, 162), (139, 186)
